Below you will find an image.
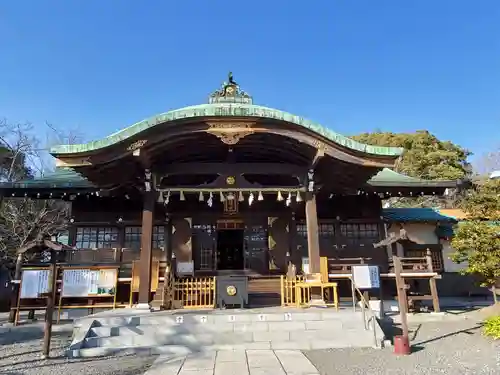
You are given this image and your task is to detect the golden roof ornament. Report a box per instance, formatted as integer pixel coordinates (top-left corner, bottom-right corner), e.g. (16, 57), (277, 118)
(209, 72), (253, 104)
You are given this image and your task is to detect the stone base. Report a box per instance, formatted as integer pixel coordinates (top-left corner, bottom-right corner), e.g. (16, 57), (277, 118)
(309, 299), (327, 307)
(134, 303), (152, 310)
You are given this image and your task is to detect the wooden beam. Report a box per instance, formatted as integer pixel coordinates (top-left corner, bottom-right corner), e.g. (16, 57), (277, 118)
(55, 157), (92, 168)
(305, 193), (321, 273)
(158, 163), (306, 176)
(137, 191), (155, 306)
(310, 145), (325, 168)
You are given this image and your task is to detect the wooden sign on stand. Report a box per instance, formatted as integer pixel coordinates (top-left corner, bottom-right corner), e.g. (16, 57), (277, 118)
(57, 266), (119, 323)
(14, 267), (52, 325)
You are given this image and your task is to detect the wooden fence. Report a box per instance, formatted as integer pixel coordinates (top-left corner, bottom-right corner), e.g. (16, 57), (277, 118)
(173, 277), (216, 309)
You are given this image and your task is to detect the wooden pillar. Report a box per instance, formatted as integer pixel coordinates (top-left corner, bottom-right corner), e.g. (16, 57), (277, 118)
(393, 255), (409, 338)
(305, 193), (320, 274)
(289, 212), (298, 268)
(429, 277), (440, 312)
(137, 191), (155, 306)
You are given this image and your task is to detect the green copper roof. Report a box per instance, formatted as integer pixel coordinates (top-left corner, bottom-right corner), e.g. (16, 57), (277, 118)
(50, 103), (404, 157)
(369, 168), (456, 187)
(2, 168), (93, 189)
(382, 208), (458, 223)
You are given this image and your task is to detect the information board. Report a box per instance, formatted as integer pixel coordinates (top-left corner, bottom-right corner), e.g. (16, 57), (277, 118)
(20, 269), (50, 299)
(62, 268), (117, 297)
(352, 265), (380, 289)
(176, 261), (194, 276)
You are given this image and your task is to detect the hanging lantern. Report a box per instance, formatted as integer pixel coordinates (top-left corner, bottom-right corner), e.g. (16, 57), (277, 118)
(199, 191), (204, 201)
(226, 192), (235, 201)
(207, 192), (213, 207)
(296, 192), (302, 202)
(180, 191), (185, 201)
(277, 191), (283, 201)
(285, 192), (292, 206)
(239, 191), (244, 202)
(157, 192), (164, 203)
(220, 191), (225, 202)
(164, 191), (170, 205)
(258, 191), (264, 201)
(248, 192), (254, 206)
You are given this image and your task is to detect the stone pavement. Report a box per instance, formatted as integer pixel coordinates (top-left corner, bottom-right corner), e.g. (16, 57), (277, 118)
(144, 349), (319, 375)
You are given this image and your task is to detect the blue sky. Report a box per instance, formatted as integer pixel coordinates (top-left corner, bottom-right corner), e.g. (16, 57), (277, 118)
(1, 1), (499, 162)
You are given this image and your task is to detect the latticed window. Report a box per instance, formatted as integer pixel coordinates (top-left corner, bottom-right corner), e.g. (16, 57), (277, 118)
(124, 225), (166, 249)
(75, 227), (119, 249)
(124, 226), (141, 249)
(319, 223), (335, 238)
(193, 224), (216, 270)
(153, 226), (166, 249)
(297, 223), (307, 238)
(340, 223), (379, 245)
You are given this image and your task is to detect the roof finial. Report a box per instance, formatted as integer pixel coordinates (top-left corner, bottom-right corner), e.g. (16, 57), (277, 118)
(228, 71), (237, 86)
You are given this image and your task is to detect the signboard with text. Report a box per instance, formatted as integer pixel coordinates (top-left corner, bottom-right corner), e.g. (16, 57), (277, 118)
(352, 265), (380, 289)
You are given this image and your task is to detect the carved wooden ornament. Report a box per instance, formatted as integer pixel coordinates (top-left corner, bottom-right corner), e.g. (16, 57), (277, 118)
(206, 122), (255, 145)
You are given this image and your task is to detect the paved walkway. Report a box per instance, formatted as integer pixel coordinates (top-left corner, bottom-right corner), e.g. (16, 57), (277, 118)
(145, 349), (319, 375)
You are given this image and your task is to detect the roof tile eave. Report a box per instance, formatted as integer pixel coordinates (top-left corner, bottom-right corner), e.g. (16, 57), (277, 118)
(50, 103), (404, 158)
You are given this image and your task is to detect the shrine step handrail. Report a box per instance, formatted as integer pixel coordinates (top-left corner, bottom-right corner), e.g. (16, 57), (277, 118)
(350, 278), (380, 348)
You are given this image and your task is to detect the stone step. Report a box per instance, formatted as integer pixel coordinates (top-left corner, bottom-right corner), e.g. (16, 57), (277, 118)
(89, 318), (365, 337)
(83, 328), (375, 351)
(69, 309), (385, 358)
(92, 310), (362, 327)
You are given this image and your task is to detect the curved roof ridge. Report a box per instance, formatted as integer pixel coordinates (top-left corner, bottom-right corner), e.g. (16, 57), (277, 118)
(50, 103), (404, 157)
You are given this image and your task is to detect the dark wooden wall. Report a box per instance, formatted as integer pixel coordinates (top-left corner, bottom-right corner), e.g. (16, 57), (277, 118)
(69, 193), (386, 273)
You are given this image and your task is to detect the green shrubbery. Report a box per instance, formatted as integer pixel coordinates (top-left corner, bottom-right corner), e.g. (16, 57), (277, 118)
(483, 316), (500, 340)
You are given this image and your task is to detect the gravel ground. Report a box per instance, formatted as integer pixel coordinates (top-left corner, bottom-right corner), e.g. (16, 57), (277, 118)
(305, 318), (500, 375)
(0, 322), (157, 375)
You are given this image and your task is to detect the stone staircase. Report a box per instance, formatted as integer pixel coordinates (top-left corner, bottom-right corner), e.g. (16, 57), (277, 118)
(68, 308), (385, 358)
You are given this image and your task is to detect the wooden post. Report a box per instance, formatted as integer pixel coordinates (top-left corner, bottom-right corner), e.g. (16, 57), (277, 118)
(429, 277), (440, 312)
(137, 191), (155, 307)
(289, 212), (298, 269)
(305, 193), (320, 274)
(41, 250), (58, 359)
(425, 248), (433, 271)
(8, 254), (23, 323)
(393, 255), (409, 338)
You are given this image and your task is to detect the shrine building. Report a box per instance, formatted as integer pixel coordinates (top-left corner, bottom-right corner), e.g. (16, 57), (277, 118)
(0, 75), (459, 310)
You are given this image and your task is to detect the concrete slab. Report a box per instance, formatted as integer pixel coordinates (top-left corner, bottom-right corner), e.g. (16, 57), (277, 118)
(144, 349), (319, 375)
(216, 350), (247, 363)
(214, 361), (249, 375)
(274, 350), (319, 374)
(183, 358), (216, 371)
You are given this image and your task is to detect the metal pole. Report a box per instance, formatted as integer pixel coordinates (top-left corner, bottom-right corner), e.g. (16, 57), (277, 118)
(42, 250), (57, 359)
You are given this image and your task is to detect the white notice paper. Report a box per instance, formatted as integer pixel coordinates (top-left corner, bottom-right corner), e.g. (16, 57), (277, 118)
(62, 269), (92, 297)
(20, 269), (50, 298)
(352, 265), (380, 289)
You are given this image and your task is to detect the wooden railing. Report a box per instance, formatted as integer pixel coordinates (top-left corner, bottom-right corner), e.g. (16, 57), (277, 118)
(388, 249), (436, 273)
(320, 257), (372, 279)
(280, 275), (305, 306)
(63, 248), (167, 264)
(173, 277), (216, 309)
